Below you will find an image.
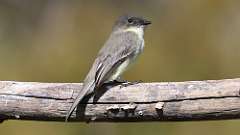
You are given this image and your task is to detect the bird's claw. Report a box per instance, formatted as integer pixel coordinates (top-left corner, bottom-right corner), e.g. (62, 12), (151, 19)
(119, 80), (142, 88)
(104, 79), (142, 88)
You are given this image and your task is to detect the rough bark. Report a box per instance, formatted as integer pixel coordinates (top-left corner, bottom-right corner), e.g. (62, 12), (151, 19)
(0, 78), (240, 122)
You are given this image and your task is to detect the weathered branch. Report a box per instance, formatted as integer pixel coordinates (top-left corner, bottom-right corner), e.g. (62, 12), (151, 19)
(0, 78), (240, 122)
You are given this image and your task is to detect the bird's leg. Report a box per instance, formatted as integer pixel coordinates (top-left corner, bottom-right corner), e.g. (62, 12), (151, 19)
(113, 77), (129, 84)
(114, 77), (142, 87)
(120, 80), (142, 87)
(104, 78), (142, 88)
(103, 79), (124, 85)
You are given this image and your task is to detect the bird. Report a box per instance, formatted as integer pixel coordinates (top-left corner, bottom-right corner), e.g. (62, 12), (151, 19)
(65, 14), (151, 122)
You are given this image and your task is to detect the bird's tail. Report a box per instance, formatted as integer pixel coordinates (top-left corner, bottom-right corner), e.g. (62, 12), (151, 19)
(65, 81), (95, 122)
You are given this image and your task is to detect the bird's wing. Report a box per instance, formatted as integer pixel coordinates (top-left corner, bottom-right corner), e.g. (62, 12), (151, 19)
(65, 31), (141, 121)
(94, 31), (141, 87)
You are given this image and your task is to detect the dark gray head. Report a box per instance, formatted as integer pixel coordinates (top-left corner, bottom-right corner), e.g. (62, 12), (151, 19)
(113, 15), (151, 31)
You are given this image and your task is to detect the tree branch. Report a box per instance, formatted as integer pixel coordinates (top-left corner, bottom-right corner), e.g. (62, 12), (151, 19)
(0, 78), (240, 122)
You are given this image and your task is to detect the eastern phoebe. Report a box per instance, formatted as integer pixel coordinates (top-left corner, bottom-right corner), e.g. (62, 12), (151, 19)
(65, 15), (151, 121)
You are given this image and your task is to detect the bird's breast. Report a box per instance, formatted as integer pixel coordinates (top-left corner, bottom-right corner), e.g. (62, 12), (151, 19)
(108, 40), (144, 81)
(108, 58), (131, 81)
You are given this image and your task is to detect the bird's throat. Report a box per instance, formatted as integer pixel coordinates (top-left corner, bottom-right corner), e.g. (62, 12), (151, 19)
(124, 27), (144, 39)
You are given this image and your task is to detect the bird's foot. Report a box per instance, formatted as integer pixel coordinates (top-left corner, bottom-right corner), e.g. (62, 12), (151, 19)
(112, 79), (129, 84)
(113, 79), (142, 88)
(104, 78), (142, 88)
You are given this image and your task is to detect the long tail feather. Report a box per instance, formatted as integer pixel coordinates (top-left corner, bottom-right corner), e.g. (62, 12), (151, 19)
(65, 82), (95, 122)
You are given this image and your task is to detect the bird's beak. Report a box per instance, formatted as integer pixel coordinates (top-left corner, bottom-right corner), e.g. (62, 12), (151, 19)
(143, 20), (151, 25)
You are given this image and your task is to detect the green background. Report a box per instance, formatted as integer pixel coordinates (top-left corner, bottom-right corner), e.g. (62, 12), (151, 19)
(0, 0), (240, 135)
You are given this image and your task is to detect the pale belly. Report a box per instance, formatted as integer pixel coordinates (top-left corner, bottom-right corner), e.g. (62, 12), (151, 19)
(108, 58), (131, 81)
(108, 44), (144, 81)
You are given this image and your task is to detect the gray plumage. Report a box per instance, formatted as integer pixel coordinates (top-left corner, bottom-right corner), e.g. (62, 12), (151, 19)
(65, 15), (151, 121)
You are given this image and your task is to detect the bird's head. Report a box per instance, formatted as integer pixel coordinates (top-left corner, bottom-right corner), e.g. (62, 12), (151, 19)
(113, 15), (151, 32)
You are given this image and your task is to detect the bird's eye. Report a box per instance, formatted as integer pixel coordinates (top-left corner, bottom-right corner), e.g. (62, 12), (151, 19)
(128, 18), (133, 24)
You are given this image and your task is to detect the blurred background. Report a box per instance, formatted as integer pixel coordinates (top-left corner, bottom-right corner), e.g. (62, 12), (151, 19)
(0, 0), (240, 135)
